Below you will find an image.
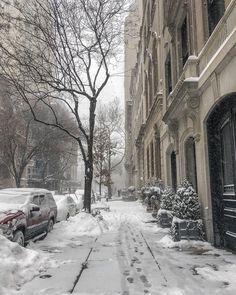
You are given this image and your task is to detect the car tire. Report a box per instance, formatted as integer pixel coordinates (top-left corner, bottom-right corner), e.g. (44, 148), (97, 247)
(47, 219), (54, 233)
(12, 230), (25, 247)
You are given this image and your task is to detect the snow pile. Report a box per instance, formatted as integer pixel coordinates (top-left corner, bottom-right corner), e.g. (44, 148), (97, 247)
(72, 212), (109, 235)
(0, 235), (50, 295)
(101, 201), (155, 232)
(158, 234), (211, 249)
(31, 212), (109, 249)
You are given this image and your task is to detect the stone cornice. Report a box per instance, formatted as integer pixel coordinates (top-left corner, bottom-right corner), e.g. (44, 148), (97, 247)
(163, 79), (199, 125)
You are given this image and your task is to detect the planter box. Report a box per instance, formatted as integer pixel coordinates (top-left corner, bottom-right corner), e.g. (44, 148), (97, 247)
(157, 209), (173, 227)
(171, 218), (203, 241)
(146, 204), (153, 212)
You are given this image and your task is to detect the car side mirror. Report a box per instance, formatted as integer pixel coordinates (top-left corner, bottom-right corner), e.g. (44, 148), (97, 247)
(30, 204), (40, 212)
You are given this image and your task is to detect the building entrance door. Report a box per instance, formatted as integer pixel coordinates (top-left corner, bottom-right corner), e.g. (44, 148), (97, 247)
(207, 96), (236, 250)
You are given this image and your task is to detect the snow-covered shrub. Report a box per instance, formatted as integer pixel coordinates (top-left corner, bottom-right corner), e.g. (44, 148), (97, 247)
(157, 186), (175, 227)
(140, 186), (151, 202)
(150, 186), (161, 197)
(170, 179), (204, 241)
(160, 186), (175, 211)
(172, 179), (200, 220)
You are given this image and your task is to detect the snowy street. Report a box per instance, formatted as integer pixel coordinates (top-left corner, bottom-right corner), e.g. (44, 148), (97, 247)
(1, 199), (236, 295)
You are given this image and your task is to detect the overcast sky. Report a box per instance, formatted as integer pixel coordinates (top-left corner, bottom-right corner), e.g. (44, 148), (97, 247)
(99, 57), (125, 108)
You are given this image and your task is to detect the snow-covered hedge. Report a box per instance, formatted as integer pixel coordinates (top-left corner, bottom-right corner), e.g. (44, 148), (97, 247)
(157, 186), (175, 227)
(172, 179), (200, 220)
(170, 179), (204, 241)
(160, 186), (175, 211)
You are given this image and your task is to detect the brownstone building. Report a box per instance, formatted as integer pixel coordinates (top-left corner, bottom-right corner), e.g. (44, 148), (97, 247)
(125, 0), (236, 250)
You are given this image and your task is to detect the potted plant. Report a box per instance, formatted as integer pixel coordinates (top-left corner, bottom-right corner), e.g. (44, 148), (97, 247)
(170, 179), (204, 241)
(157, 186), (175, 227)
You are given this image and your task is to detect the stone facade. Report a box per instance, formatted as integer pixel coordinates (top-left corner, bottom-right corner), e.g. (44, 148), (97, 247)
(125, 0), (236, 250)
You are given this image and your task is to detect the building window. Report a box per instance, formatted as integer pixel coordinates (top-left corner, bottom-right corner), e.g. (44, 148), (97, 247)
(155, 131), (161, 179)
(171, 151), (177, 191)
(165, 52), (172, 97)
(181, 17), (189, 67)
(152, 39), (158, 94)
(220, 119), (234, 193)
(185, 137), (198, 190)
(207, 0), (225, 35)
(148, 61), (153, 108)
(145, 73), (149, 118)
(151, 141), (155, 177)
(147, 146), (150, 179)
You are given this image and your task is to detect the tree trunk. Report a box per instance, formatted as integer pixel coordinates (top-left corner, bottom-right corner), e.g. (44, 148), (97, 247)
(15, 174), (22, 188)
(108, 140), (112, 199)
(84, 160), (93, 213)
(99, 160), (102, 196)
(83, 101), (96, 213)
(108, 180), (112, 199)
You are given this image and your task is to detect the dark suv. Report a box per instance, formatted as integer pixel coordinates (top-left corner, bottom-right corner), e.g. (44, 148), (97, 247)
(0, 188), (57, 246)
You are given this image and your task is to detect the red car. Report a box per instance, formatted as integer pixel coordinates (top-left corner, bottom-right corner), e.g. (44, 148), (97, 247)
(0, 188), (57, 246)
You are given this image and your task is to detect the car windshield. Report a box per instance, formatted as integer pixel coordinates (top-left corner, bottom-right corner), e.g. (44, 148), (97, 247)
(0, 193), (28, 204)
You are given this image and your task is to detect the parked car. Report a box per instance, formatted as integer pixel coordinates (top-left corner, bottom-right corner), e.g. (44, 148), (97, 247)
(53, 194), (77, 221)
(0, 188), (57, 246)
(66, 193), (83, 213)
(74, 189), (84, 211)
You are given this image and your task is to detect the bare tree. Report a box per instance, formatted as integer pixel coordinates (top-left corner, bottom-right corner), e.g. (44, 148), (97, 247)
(0, 88), (77, 188)
(27, 130), (78, 192)
(93, 123), (110, 196)
(0, 0), (128, 212)
(93, 98), (125, 198)
(0, 105), (49, 187)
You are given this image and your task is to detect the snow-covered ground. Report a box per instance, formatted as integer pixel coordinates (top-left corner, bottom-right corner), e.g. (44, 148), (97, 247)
(1, 199), (236, 295)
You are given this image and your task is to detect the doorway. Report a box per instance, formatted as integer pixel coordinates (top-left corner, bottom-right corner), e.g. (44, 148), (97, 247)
(207, 96), (236, 250)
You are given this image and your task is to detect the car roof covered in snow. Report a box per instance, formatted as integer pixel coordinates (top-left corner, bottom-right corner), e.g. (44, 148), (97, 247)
(0, 188), (51, 195)
(75, 189), (84, 195)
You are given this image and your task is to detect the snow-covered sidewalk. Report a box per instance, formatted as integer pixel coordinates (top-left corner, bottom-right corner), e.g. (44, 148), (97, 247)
(1, 200), (236, 295)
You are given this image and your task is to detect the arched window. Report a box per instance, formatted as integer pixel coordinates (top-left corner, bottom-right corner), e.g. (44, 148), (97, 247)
(171, 151), (177, 191)
(185, 137), (198, 190)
